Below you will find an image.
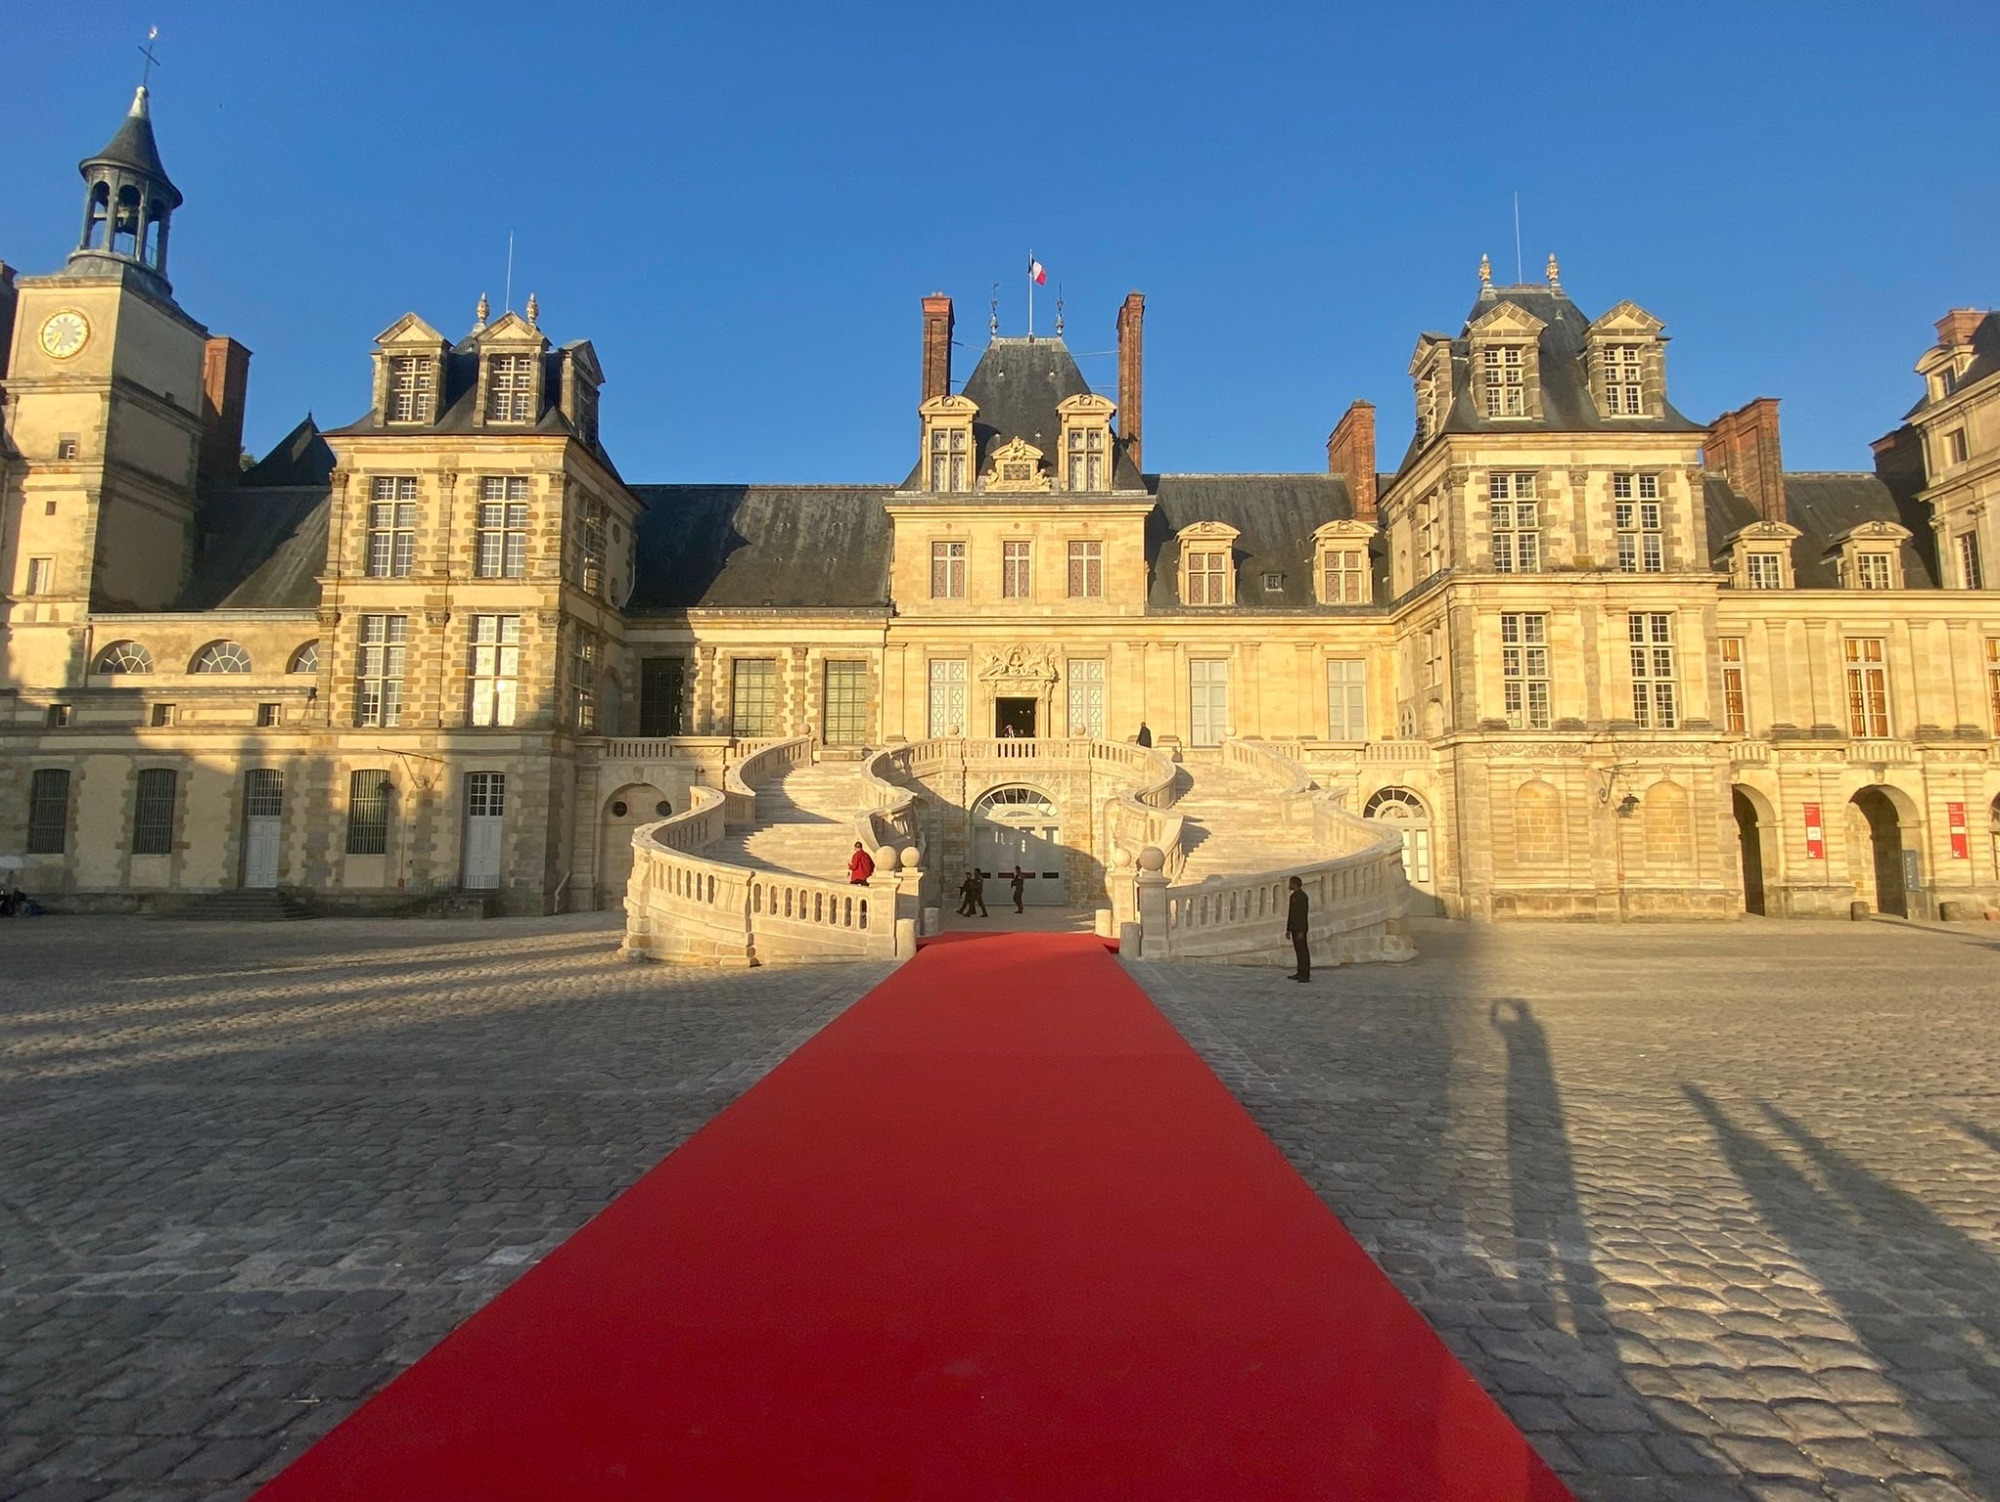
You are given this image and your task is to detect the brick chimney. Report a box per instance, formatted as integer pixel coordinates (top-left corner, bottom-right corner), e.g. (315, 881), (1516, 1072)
(920, 293), (953, 403)
(199, 336), (252, 486)
(1116, 291), (1145, 473)
(1706, 396), (1786, 525)
(1326, 400), (1378, 521)
(1935, 307), (1987, 349)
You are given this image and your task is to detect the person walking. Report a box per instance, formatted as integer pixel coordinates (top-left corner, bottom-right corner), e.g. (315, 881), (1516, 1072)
(968, 867), (990, 917)
(1285, 875), (1311, 982)
(847, 841), (875, 885)
(956, 870), (977, 917)
(1009, 866), (1027, 913)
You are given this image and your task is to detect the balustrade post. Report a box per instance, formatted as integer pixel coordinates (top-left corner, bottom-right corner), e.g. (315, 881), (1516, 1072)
(894, 846), (925, 954)
(1134, 845), (1171, 960)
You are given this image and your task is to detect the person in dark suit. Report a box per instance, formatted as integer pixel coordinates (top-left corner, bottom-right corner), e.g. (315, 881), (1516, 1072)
(1009, 866), (1027, 912)
(1285, 875), (1310, 981)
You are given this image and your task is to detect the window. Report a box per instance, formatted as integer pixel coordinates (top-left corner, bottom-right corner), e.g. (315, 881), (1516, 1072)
(570, 628), (599, 732)
(150, 704), (175, 727)
(257, 703), (280, 728)
(1500, 614), (1551, 730)
(1261, 571), (1284, 592)
(1746, 552), (1784, 590)
(927, 658), (966, 738)
(476, 477), (530, 578)
(1844, 638), (1889, 738)
(193, 641), (252, 674)
(823, 660), (868, 746)
(486, 354), (535, 422)
(731, 658), (778, 738)
(56, 435), (79, 460)
(1720, 638), (1747, 734)
(1946, 428), (1969, 465)
(1189, 659), (1230, 747)
(1415, 368), (1441, 445)
(95, 641), (153, 674)
(355, 615), (408, 728)
(46, 704), (72, 728)
(1603, 344), (1645, 414)
(930, 540), (966, 600)
(131, 768), (176, 855)
(575, 498), (607, 597)
(1418, 490), (1444, 577)
(289, 641), (319, 674)
(1322, 547), (1368, 604)
(27, 769), (70, 855)
(1002, 540), (1032, 599)
(1067, 658), (1105, 738)
(1483, 345), (1526, 416)
(929, 426), (969, 493)
(1488, 472), (1541, 573)
(1066, 540), (1103, 599)
(1363, 787), (1431, 885)
(1327, 659), (1366, 740)
(1185, 550), (1230, 605)
(639, 658), (686, 737)
(25, 558), (55, 595)
(346, 770), (392, 855)
(469, 615), (521, 727)
(387, 356), (436, 423)
(1629, 613), (1678, 729)
(1066, 427), (1106, 491)
(1614, 473), (1664, 573)
(1987, 638), (2000, 736)
(1958, 532), (1985, 590)
(367, 477), (418, 577)
(1425, 627), (1445, 689)
(1855, 552), (1893, 590)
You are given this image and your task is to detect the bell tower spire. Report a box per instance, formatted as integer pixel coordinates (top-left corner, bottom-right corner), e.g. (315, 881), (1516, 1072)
(70, 82), (185, 296)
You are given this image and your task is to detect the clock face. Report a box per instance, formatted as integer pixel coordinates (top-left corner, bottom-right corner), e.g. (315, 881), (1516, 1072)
(39, 310), (90, 361)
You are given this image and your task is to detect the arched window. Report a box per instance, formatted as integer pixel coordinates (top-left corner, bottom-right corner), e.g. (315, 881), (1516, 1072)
(1643, 780), (1693, 869)
(1364, 786), (1432, 886)
(192, 641), (252, 674)
(971, 785), (1059, 821)
(94, 641), (154, 674)
(288, 641), (320, 674)
(1512, 780), (1565, 867)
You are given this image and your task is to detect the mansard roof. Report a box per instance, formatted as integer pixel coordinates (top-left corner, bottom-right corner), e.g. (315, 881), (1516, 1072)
(239, 415), (335, 488)
(1905, 309), (2000, 419)
(1147, 474), (1384, 610)
(1702, 472), (1936, 589)
(906, 337), (1144, 491)
(628, 485), (895, 611)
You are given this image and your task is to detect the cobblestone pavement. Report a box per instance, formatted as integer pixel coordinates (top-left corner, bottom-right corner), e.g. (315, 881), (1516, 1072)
(0, 915), (889, 1502)
(1129, 917), (2000, 1502)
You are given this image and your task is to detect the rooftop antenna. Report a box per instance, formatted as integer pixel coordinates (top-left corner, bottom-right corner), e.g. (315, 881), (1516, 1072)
(990, 282), (999, 337)
(137, 25), (161, 87)
(504, 231), (515, 314)
(1512, 192), (1523, 285)
(1055, 285), (1065, 337)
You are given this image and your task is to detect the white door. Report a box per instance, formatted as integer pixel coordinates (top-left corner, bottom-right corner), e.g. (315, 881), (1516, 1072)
(463, 772), (506, 890)
(242, 769), (282, 888)
(1190, 659), (1230, 747)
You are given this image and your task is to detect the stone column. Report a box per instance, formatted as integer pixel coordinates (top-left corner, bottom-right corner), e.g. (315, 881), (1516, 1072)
(1134, 845), (1170, 959)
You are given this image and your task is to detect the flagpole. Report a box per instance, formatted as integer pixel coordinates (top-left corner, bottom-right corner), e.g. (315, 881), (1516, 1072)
(1027, 249), (1034, 341)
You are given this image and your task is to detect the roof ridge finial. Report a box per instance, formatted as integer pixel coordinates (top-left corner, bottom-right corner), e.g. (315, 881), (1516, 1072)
(1546, 252), (1561, 291)
(1478, 252), (1492, 289)
(525, 291), (539, 329)
(136, 25), (161, 93)
(474, 292), (490, 330)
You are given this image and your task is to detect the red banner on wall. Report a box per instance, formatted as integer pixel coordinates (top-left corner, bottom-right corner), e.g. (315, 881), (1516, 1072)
(1803, 802), (1825, 860)
(1948, 801), (1969, 860)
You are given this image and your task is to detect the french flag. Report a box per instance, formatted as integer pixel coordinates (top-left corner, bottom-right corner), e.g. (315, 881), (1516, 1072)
(1030, 258), (1047, 286)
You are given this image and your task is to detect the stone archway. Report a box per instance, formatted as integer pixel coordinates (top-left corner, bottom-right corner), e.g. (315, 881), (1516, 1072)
(1364, 786), (1435, 910)
(599, 783), (672, 909)
(1848, 786), (1918, 917)
(1731, 786), (1776, 916)
(970, 783), (1065, 906)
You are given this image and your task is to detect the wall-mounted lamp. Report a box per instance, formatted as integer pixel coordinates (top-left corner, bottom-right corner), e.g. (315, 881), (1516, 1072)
(1616, 792), (1641, 819)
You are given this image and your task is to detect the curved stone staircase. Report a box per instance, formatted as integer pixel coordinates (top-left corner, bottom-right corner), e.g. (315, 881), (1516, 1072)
(1171, 758), (1323, 884)
(707, 761), (866, 881)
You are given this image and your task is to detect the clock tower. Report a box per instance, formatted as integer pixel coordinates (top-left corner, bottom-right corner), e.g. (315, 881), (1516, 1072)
(1, 85), (210, 691)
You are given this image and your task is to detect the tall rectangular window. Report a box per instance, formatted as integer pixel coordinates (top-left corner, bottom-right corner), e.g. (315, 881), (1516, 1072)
(345, 769), (391, 856)
(1855, 552), (1894, 590)
(1418, 490), (1443, 577)
(25, 557), (55, 595)
(367, 477), (418, 577)
(486, 355), (534, 422)
(131, 768), (176, 856)
(639, 658), (685, 737)
(1603, 345), (1645, 414)
(927, 658), (967, 738)
(1958, 531), (1985, 590)
(930, 540), (966, 599)
(731, 658), (777, 738)
(1067, 658), (1105, 738)
(823, 660), (868, 746)
(1614, 473), (1664, 573)
(1322, 547), (1368, 604)
(929, 427), (968, 492)
(1002, 540), (1032, 599)
(355, 614), (408, 728)
(1066, 428), (1106, 491)
(1326, 659), (1367, 741)
(1845, 638), (1889, 738)
(1629, 613), (1678, 729)
(1987, 638), (2000, 736)
(1189, 659), (1230, 747)
(26, 769), (70, 855)
(575, 499), (607, 597)
(468, 615), (521, 727)
(1185, 550), (1230, 605)
(570, 628), (599, 732)
(1500, 613), (1550, 730)
(1946, 428), (1970, 465)
(1746, 552), (1784, 589)
(1720, 638), (1747, 735)
(1067, 540), (1104, 599)
(1483, 345), (1525, 416)
(1488, 472), (1541, 573)
(387, 356), (436, 422)
(476, 477), (529, 578)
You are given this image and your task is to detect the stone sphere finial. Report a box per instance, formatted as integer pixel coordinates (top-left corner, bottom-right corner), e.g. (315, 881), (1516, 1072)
(1137, 845), (1166, 873)
(898, 846), (921, 870)
(1110, 847), (1134, 870)
(874, 846), (899, 871)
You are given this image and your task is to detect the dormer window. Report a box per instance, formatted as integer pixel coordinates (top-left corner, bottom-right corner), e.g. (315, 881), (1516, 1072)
(1416, 369), (1439, 443)
(388, 356), (436, 423)
(1746, 553), (1784, 589)
(919, 394), (977, 494)
(1056, 393), (1118, 493)
(1483, 346), (1526, 417)
(487, 355), (535, 422)
(1721, 520), (1800, 589)
(1409, 336), (1453, 447)
(1602, 345), (1645, 414)
(1313, 520), (1377, 605)
(1584, 302), (1667, 418)
(1854, 552), (1894, 589)
(1827, 522), (1910, 591)
(1067, 428), (1106, 491)
(1176, 521), (1241, 607)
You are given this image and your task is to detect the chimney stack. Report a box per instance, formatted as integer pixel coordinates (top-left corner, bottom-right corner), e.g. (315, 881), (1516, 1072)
(920, 293), (953, 404)
(1326, 400), (1378, 521)
(1116, 292), (1145, 473)
(1706, 396), (1787, 525)
(1935, 308), (1986, 349)
(199, 336), (252, 486)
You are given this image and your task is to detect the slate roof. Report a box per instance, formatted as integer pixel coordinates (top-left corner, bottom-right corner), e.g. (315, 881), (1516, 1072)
(906, 338), (1145, 491)
(84, 89), (180, 203)
(167, 416), (334, 610)
(627, 485), (894, 610)
(1146, 474), (1385, 610)
(1905, 310), (2000, 419)
(240, 415), (335, 488)
(1702, 472), (1937, 589)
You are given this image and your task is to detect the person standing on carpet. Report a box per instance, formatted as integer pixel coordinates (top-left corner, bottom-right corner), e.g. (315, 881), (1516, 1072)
(1285, 875), (1310, 982)
(848, 842), (875, 885)
(1009, 866), (1027, 913)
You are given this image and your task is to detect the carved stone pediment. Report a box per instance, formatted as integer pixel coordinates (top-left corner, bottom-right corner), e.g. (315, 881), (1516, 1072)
(983, 437), (1050, 492)
(1176, 520), (1241, 544)
(978, 645), (1060, 683)
(1468, 301), (1546, 338)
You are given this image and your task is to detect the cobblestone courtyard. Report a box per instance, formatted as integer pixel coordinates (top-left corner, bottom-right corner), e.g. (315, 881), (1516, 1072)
(0, 915), (1996, 1500)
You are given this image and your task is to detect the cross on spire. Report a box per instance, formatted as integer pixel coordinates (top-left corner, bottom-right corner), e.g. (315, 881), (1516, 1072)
(137, 26), (162, 87)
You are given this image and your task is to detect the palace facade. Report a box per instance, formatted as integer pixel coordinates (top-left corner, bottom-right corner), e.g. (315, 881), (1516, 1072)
(4, 90), (1998, 923)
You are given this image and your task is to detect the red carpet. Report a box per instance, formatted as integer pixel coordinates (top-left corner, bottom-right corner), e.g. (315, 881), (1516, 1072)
(256, 934), (1573, 1500)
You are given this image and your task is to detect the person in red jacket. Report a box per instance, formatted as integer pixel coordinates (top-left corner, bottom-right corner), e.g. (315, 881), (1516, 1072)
(848, 842), (876, 885)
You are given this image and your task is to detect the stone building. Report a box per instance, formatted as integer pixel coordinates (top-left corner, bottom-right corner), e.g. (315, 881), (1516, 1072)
(3, 92), (1997, 923)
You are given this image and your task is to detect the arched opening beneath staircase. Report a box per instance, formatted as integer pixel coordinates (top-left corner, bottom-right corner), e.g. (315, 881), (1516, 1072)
(1365, 786), (1434, 911)
(970, 784), (1065, 906)
(599, 782), (671, 909)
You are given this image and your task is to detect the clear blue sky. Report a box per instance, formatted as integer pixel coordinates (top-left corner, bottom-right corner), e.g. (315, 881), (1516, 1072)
(4, 2), (1996, 481)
